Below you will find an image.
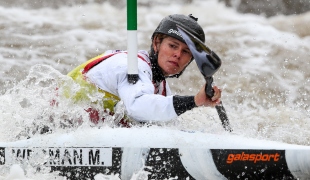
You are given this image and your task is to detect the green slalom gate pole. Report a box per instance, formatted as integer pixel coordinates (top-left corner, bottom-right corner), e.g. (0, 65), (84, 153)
(127, 0), (139, 84)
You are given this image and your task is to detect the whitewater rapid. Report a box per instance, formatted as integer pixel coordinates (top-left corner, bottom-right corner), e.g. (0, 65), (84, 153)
(0, 0), (309, 179)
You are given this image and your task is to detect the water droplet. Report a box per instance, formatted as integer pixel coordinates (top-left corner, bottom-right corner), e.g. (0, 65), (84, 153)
(155, 156), (161, 161)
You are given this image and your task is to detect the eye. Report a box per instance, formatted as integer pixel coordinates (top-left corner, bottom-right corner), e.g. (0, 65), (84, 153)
(183, 49), (191, 55)
(169, 43), (177, 49)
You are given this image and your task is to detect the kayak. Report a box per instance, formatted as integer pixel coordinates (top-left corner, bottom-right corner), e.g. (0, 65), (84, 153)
(0, 126), (309, 179)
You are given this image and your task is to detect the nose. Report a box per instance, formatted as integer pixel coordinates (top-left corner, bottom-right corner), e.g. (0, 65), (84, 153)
(173, 49), (182, 59)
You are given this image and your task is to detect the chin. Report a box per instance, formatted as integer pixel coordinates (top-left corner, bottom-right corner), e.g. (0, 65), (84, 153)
(165, 72), (176, 77)
(166, 69), (180, 75)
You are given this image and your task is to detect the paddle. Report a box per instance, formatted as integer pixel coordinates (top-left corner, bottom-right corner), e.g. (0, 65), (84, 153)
(177, 25), (233, 132)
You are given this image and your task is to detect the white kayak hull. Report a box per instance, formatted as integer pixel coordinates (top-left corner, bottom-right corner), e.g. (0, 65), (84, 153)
(0, 127), (309, 179)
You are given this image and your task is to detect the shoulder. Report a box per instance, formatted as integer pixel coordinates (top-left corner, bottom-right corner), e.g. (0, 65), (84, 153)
(107, 50), (151, 68)
(92, 50), (152, 73)
(138, 50), (150, 61)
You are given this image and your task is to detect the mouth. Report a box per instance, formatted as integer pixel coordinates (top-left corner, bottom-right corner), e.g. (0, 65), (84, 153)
(168, 61), (179, 67)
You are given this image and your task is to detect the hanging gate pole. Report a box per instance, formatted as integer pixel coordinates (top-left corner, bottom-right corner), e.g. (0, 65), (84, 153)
(127, 0), (139, 84)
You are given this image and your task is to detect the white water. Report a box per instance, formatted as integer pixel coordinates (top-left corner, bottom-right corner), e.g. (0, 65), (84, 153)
(0, 0), (309, 179)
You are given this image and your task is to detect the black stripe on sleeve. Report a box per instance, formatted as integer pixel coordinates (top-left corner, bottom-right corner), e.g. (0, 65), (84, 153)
(173, 95), (197, 116)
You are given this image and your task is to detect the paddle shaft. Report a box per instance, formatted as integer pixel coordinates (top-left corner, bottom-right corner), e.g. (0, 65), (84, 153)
(205, 77), (233, 132)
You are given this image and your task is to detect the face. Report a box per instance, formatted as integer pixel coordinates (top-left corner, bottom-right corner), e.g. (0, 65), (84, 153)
(153, 36), (192, 76)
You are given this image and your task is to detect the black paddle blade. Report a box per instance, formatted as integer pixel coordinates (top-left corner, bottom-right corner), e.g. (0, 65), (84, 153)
(177, 25), (233, 132)
(177, 25), (222, 77)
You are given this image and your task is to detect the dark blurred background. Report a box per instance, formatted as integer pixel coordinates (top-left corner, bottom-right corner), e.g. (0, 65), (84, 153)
(219, 0), (310, 17)
(0, 0), (309, 17)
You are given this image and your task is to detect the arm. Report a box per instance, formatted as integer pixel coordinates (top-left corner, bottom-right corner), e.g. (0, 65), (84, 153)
(119, 67), (221, 122)
(118, 66), (178, 122)
(172, 85), (221, 115)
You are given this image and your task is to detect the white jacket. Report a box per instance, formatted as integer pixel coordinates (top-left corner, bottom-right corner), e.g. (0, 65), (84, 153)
(85, 50), (178, 122)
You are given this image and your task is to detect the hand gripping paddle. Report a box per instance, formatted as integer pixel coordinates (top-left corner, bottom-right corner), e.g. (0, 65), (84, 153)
(177, 25), (233, 132)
